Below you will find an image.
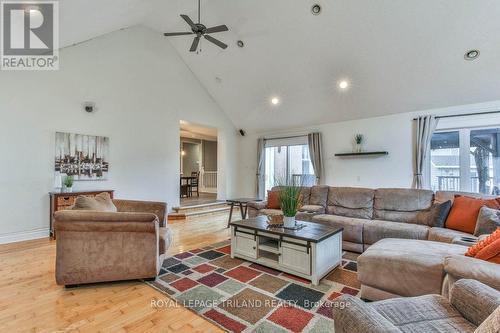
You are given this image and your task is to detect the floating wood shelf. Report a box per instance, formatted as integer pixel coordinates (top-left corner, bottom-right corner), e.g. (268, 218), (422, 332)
(334, 151), (389, 157)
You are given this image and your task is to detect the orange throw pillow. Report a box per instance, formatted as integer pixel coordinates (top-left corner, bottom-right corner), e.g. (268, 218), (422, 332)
(445, 196), (500, 234)
(267, 191), (280, 209)
(466, 228), (500, 257)
(475, 238), (500, 264)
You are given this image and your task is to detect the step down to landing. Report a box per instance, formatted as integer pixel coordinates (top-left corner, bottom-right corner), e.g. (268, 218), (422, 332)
(168, 201), (239, 220)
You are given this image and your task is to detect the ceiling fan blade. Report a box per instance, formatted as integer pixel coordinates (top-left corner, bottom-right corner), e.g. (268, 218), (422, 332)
(164, 32), (194, 36)
(204, 35), (228, 49)
(205, 25), (229, 34)
(190, 36), (201, 52)
(180, 14), (197, 29)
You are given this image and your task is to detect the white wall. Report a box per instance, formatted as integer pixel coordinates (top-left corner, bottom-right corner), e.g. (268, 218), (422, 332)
(0, 26), (238, 243)
(237, 100), (500, 197)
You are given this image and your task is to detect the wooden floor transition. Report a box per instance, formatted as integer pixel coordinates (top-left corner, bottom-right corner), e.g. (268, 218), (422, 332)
(0, 213), (235, 332)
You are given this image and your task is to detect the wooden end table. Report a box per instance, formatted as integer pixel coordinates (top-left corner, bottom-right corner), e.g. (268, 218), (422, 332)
(225, 198), (261, 228)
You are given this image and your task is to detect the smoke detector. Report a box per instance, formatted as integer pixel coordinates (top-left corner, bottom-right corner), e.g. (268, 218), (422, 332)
(311, 4), (322, 15)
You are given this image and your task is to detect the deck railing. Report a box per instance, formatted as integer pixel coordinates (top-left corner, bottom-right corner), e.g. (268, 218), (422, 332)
(201, 170), (217, 192)
(436, 175), (494, 193)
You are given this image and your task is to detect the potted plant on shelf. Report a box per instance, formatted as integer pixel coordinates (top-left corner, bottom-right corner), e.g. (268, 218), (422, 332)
(355, 134), (364, 153)
(279, 185), (302, 228)
(63, 175), (74, 193)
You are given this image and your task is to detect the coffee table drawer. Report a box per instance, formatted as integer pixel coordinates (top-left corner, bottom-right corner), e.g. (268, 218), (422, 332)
(280, 242), (310, 275)
(234, 235), (257, 259)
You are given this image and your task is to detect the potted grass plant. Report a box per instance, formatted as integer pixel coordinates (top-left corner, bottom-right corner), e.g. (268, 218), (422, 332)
(279, 185), (302, 228)
(355, 134), (364, 153)
(63, 175), (74, 193)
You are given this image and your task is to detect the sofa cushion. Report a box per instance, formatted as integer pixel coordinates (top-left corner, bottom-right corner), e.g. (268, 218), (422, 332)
(299, 187), (311, 206)
(446, 196), (500, 234)
(299, 205), (324, 213)
(363, 220), (429, 245)
(267, 190), (280, 209)
(295, 211), (317, 222)
(475, 238), (500, 264)
(312, 214), (368, 244)
(415, 200), (452, 227)
(374, 188), (434, 211)
(435, 190), (497, 204)
(358, 239), (467, 297)
(372, 294), (476, 332)
(373, 189), (433, 224)
(327, 187), (374, 219)
(73, 192), (117, 212)
(466, 229), (500, 258)
(259, 208), (283, 216)
(428, 227), (474, 244)
(475, 206), (500, 236)
(309, 185), (329, 206)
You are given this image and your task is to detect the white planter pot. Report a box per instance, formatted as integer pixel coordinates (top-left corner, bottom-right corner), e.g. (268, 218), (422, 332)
(283, 216), (296, 228)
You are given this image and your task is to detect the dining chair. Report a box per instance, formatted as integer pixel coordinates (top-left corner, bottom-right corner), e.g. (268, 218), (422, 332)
(189, 171), (200, 197)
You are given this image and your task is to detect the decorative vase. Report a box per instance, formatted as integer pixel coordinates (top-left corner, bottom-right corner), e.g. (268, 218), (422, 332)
(64, 186), (73, 193)
(283, 216), (296, 228)
(356, 143), (362, 153)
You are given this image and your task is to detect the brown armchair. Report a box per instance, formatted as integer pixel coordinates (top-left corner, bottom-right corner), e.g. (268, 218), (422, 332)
(54, 200), (171, 286)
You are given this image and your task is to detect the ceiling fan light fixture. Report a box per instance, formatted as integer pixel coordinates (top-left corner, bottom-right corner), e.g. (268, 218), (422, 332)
(311, 4), (322, 15)
(464, 49), (480, 61)
(163, 0), (229, 53)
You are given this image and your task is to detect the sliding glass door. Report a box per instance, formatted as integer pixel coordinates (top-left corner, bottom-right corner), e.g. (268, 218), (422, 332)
(264, 141), (315, 194)
(430, 127), (500, 195)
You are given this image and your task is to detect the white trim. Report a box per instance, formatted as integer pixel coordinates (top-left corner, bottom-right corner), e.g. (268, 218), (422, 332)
(0, 228), (49, 245)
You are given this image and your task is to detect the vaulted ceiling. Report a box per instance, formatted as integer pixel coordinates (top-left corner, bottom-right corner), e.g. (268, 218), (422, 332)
(61, 1), (500, 132)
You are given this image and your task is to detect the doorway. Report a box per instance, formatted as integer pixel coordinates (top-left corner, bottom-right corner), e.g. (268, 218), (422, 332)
(179, 121), (218, 206)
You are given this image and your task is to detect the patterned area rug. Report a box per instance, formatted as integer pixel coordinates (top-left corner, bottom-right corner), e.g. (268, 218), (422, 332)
(146, 240), (360, 333)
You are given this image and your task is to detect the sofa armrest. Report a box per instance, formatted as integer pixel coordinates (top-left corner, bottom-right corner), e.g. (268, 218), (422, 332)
(450, 279), (500, 326)
(444, 255), (500, 291)
(247, 201), (267, 210)
(113, 199), (166, 226)
(332, 295), (400, 333)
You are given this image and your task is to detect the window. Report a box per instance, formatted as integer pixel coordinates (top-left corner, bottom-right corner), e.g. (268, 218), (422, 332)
(264, 137), (315, 193)
(430, 127), (500, 195)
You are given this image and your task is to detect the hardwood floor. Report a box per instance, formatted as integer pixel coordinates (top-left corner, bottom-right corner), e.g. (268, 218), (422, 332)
(0, 213), (234, 332)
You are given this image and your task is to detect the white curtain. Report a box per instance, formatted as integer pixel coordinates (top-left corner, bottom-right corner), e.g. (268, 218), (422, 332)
(413, 115), (439, 189)
(308, 132), (324, 184)
(256, 138), (266, 198)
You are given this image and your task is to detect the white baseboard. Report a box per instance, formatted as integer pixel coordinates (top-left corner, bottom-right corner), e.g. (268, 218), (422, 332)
(0, 228), (50, 245)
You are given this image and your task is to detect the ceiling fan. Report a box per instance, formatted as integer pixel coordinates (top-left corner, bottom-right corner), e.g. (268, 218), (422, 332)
(163, 0), (229, 52)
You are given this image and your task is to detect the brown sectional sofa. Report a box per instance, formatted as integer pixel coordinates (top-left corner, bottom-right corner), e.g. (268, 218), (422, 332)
(249, 186), (500, 300)
(248, 186), (478, 253)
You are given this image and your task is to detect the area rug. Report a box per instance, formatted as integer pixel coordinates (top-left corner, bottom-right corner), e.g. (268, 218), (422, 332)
(146, 240), (360, 333)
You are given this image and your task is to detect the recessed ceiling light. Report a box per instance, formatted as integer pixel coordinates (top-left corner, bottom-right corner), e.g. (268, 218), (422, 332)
(311, 4), (322, 15)
(464, 49), (480, 61)
(237, 40), (244, 48)
(271, 97), (280, 105)
(338, 80), (349, 90)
